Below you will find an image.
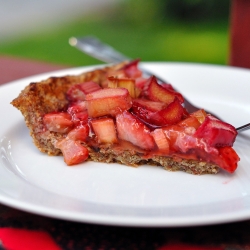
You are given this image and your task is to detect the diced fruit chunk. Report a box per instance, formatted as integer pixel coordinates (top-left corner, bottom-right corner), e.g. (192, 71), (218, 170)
(67, 125), (89, 141)
(67, 102), (88, 125)
(163, 125), (187, 151)
(154, 98), (184, 125)
(143, 76), (184, 104)
(108, 76), (138, 98)
(86, 88), (132, 117)
(190, 109), (207, 124)
(178, 116), (201, 129)
(132, 98), (184, 126)
(120, 59), (142, 78)
(151, 129), (169, 154)
(216, 147), (240, 173)
(91, 118), (118, 144)
(116, 111), (156, 150)
(71, 110), (89, 125)
(195, 115), (238, 147)
(67, 81), (101, 102)
(133, 98), (166, 112)
(81, 81), (102, 94)
(67, 101), (87, 115)
(66, 84), (85, 102)
(43, 113), (73, 133)
(55, 138), (89, 166)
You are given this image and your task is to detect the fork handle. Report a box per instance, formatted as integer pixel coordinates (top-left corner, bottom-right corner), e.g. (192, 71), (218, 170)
(236, 123), (250, 132)
(69, 36), (167, 82)
(69, 36), (130, 64)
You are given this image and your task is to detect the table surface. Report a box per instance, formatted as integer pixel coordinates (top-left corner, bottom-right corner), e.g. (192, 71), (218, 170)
(0, 55), (250, 250)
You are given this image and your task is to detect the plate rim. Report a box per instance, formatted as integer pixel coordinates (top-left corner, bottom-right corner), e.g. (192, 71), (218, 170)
(1, 62), (250, 227)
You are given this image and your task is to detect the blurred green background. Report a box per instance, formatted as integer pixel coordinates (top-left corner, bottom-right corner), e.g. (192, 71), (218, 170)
(0, 0), (231, 67)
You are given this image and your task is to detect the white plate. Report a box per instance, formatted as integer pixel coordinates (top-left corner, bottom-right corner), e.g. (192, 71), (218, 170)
(1, 62), (250, 227)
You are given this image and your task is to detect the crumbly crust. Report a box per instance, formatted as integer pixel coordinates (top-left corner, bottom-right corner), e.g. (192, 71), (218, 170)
(11, 63), (220, 175)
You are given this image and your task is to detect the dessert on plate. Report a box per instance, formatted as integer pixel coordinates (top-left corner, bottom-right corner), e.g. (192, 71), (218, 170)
(11, 60), (240, 175)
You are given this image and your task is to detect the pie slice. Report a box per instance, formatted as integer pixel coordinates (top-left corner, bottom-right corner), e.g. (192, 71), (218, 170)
(11, 60), (240, 175)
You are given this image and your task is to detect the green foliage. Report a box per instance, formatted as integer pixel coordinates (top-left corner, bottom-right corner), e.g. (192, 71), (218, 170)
(0, 1), (230, 67)
(164, 0), (230, 21)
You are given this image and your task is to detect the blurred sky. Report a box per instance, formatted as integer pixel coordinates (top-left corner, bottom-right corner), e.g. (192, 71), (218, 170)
(0, 0), (117, 41)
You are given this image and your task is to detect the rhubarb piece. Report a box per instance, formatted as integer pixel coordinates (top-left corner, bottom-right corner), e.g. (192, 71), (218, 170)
(43, 113), (73, 133)
(120, 59), (142, 78)
(55, 138), (89, 166)
(132, 98), (184, 126)
(135, 77), (148, 90)
(86, 88), (132, 118)
(81, 81), (102, 94)
(153, 98), (184, 125)
(133, 98), (166, 112)
(116, 111), (156, 150)
(66, 84), (86, 102)
(131, 99), (165, 125)
(190, 109), (207, 124)
(163, 125), (187, 151)
(195, 115), (238, 147)
(108, 76), (139, 98)
(161, 82), (176, 92)
(178, 116), (201, 129)
(151, 129), (170, 154)
(131, 99), (165, 126)
(91, 118), (118, 144)
(143, 76), (184, 104)
(67, 81), (101, 102)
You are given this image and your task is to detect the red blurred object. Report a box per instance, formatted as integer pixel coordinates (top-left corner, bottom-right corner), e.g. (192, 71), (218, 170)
(0, 228), (61, 250)
(229, 0), (250, 68)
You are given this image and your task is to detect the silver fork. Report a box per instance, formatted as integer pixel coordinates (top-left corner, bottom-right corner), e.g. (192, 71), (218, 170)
(69, 36), (250, 132)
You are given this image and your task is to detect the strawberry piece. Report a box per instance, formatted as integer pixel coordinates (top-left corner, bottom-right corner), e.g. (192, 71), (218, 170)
(195, 115), (238, 147)
(116, 111), (156, 150)
(143, 76), (184, 104)
(55, 138), (89, 166)
(216, 147), (240, 173)
(91, 118), (118, 144)
(151, 129), (170, 154)
(43, 112), (73, 133)
(86, 88), (132, 118)
(67, 125), (89, 141)
(67, 81), (101, 102)
(67, 102), (88, 125)
(71, 111), (89, 125)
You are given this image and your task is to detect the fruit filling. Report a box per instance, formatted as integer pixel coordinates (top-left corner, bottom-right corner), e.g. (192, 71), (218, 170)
(42, 60), (240, 173)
